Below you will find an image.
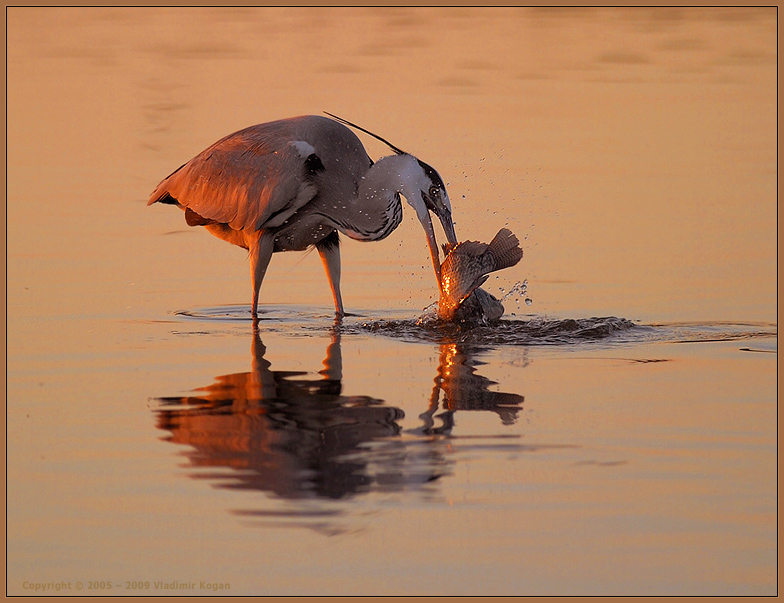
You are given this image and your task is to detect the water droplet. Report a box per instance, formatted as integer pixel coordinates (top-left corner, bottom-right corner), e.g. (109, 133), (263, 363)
(525, 298), (533, 306)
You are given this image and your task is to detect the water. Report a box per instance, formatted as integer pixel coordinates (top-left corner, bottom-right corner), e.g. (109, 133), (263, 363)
(7, 7), (777, 596)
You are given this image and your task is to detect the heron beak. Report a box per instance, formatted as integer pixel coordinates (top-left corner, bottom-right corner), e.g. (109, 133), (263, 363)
(410, 181), (458, 290)
(418, 206), (457, 290)
(418, 212), (444, 287)
(437, 206), (458, 247)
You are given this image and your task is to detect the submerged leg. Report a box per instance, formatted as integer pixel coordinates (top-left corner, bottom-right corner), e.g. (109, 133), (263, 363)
(316, 231), (344, 318)
(248, 232), (275, 320)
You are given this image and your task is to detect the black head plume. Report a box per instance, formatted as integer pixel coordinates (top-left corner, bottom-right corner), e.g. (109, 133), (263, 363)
(324, 112), (406, 156)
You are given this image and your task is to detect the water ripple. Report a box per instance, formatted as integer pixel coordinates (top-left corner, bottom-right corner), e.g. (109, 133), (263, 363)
(354, 315), (640, 346)
(354, 317), (777, 348)
(173, 305), (776, 349)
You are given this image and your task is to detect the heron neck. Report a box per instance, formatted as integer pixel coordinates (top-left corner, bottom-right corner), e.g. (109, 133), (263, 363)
(341, 155), (412, 241)
(358, 154), (418, 203)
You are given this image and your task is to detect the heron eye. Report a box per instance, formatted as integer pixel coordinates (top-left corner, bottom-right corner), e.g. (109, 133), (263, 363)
(428, 185), (440, 198)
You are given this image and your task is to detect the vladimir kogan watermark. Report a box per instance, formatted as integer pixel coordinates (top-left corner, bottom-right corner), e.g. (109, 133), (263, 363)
(21, 579), (230, 593)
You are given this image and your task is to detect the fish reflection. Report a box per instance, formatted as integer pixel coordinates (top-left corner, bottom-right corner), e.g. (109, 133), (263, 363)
(155, 329), (409, 499)
(421, 343), (525, 435)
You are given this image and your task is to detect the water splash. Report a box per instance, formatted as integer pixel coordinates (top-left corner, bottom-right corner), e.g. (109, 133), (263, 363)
(357, 315), (640, 346)
(352, 316), (777, 348)
(415, 302), (440, 326)
(500, 279), (533, 311)
(500, 279), (527, 302)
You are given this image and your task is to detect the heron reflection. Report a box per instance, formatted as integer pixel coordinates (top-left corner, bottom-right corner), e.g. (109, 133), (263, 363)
(155, 329), (410, 499)
(154, 328), (525, 502)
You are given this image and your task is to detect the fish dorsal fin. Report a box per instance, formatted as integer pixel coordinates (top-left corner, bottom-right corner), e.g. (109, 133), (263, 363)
(450, 240), (488, 258)
(486, 228), (523, 271)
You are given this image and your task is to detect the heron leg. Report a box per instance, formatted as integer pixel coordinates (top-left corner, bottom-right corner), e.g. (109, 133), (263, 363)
(316, 233), (344, 318)
(248, 232), (274, 320)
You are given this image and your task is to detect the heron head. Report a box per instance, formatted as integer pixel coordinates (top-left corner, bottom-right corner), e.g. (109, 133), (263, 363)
(322, 113), (458, 286)
(398, 156), (458, 286)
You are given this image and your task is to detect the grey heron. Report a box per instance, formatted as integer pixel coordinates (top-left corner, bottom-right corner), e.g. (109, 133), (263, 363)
(147, 113), (458, 319)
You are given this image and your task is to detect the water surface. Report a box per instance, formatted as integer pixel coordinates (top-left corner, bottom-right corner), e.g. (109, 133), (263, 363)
(6, 7), (777, 596)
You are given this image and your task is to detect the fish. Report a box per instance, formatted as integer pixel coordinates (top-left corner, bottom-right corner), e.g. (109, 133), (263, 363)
(437, 228), (523, 323)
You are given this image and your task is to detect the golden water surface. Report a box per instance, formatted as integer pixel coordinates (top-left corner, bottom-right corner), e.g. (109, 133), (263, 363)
(6, 7), (777, 596)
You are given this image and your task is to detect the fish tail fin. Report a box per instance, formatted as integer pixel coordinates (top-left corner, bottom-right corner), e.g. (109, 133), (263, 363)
(487, 228), (523, 271)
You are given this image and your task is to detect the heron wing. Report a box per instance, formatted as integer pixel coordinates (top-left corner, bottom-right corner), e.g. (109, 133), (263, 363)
(148, 122), (320, 232)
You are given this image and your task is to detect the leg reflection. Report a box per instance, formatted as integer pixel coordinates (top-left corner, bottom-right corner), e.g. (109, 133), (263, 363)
(155, 328), (406, 500)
